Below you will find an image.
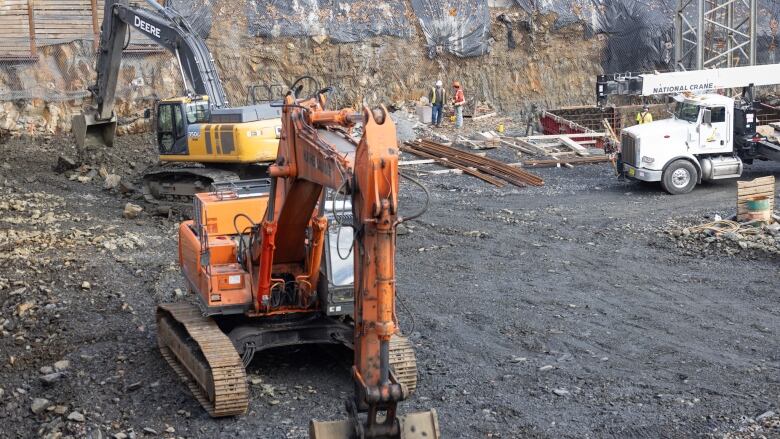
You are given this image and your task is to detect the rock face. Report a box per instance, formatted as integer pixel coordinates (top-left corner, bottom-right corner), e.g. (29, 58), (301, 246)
(0, 1), (603, 137)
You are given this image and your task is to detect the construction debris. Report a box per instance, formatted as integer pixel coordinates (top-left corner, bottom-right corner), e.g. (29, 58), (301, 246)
(669, 218), (780, 257)
(402, 139), (544, 188)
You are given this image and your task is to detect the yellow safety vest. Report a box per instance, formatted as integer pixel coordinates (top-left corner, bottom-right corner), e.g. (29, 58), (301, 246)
(430, 87), (446, 106)
(636, 111), (653, 124)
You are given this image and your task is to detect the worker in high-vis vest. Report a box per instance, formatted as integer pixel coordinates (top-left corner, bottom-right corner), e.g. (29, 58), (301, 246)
(636, 105), (653, 124)
(429, 80), (446, 127)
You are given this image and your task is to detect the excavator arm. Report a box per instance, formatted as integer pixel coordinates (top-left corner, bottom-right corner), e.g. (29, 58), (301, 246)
(254, 90), (438, 438)
(73, 0), (226, 147)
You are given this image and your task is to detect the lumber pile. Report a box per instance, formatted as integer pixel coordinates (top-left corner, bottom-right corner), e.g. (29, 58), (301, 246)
(402, 139), (544, 188)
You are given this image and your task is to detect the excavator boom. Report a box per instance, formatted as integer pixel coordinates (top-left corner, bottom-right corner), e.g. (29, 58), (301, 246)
(259, 93), (439, 438)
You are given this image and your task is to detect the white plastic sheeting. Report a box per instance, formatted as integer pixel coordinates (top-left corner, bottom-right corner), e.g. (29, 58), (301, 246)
(410, 0), (492, 58)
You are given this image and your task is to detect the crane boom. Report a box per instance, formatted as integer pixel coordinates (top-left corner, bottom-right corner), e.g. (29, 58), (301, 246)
(597, 63), (780, 106)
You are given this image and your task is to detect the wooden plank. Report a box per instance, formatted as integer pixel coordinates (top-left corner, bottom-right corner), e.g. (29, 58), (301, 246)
(508, 138), (548, 155)
(399, 159), (436, 166)
(559, 136), (590, 156)
(520, 133), (608, 140)
(472, 112), (497, 121)
(736, 184), (776, 197)
(498, 139), (537, 155)
(0, 0), (34, 58)
(737, 176), (776, 188)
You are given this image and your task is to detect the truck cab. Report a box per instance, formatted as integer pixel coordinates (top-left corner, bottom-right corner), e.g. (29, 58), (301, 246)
(621, 93), (744, 194)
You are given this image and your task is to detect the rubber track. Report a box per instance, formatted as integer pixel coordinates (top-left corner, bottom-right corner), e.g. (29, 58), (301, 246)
(156, 303), (248, 417)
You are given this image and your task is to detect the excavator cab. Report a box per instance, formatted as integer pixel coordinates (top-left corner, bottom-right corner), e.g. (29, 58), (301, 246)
(155, 96), (210, 156)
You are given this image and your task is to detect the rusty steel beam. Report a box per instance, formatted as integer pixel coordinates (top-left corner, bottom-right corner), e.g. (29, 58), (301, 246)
(399, 144), (506, 187)
(404, 140), (544, 188)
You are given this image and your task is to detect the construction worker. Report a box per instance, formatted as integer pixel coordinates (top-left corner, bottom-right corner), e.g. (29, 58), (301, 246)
(429, 80), (446, 127)
(452, 81), (465, 129)
(636, 105), (653, 125)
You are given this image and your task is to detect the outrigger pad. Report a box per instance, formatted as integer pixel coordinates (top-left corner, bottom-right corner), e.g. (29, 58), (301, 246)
(71, 113), (117, 148)
(309, 409), (440, 439)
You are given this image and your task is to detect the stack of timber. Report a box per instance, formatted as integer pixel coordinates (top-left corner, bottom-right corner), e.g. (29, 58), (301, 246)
(453, 130), (611, 168)
(498, 133), (612, 168)
(402, 139), (544, 188)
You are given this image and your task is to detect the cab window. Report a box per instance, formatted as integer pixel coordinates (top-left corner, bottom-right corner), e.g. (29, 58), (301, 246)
(185, 101), (209, 124)
(674, 101), (700, 123)
(158, 104), (173, 132)
(158, 104), (175, 150)
(174, 105), (185, 135)
(711, 107), (726, 123)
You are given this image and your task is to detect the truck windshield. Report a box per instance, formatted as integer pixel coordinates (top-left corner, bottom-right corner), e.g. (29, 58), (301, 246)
(185, 101), (210, 124)
(674, 102), (700, 123)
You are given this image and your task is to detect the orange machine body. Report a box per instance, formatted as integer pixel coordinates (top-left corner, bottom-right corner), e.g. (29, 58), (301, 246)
(179, 191), (267, 312)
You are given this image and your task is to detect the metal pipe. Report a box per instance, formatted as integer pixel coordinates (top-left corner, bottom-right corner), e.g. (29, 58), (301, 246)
(697, 0), (705, 69)
(675, 0), (684, 67)
(749, 0), (757, 65)
(727, 0), (734, 67)
(144, 0), (166, 13)
(174, 47), (191, 95)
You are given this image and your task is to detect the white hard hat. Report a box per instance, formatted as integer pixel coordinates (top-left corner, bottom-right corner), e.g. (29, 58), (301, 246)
(435, 80), (443, 87)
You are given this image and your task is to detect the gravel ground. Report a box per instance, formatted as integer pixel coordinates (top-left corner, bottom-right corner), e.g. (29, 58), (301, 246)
(0, 132), (778, 439)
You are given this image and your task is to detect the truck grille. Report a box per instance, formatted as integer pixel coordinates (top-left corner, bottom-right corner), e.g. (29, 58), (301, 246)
(621, 133), (639, 166)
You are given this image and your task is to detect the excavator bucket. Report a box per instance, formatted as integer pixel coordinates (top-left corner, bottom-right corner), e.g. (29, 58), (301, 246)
(309, 409), (440, 439)
(71, 112), (117, 148)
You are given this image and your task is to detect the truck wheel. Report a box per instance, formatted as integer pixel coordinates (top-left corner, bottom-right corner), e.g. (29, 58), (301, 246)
(661, 160), (697, 195)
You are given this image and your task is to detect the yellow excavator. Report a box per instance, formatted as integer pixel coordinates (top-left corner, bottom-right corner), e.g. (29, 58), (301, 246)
(73, 0), (281, 202)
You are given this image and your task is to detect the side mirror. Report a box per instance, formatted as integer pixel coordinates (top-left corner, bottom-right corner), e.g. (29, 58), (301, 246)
(702, 108), (711, 125)
(143, 108), (151, 119)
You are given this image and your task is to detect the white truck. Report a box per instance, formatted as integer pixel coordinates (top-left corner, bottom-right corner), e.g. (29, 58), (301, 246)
(597, 64), (780, 194)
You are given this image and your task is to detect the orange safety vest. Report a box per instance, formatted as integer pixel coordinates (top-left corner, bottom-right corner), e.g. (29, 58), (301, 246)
(453, 89), (465, 106)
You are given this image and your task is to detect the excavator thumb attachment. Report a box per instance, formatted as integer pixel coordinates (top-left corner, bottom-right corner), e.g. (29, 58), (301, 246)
(309, 409), (440, 439)
(71, 112), (117, 148)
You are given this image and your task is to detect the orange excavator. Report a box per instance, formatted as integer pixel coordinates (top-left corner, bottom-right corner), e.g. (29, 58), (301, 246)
(156, 77), (440, 438)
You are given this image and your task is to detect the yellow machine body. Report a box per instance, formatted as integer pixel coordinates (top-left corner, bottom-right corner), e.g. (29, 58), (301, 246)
(155, 96), (282, 165)
(161, 118), (281, 164)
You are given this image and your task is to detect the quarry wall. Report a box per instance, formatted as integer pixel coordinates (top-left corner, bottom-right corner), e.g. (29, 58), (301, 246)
(0, 1), (603, 137)
(1, 0), (778, 137)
